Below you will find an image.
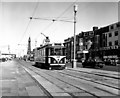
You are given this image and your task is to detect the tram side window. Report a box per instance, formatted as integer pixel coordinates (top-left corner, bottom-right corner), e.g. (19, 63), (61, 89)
(50, 48), (54, 55)
(62, 48), (65, 55)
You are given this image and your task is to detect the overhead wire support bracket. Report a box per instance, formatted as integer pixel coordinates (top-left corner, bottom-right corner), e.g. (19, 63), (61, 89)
(29, 17), (73, 23)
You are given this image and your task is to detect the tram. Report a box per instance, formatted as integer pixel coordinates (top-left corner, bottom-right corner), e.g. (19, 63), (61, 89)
(34, 43), (66, 69)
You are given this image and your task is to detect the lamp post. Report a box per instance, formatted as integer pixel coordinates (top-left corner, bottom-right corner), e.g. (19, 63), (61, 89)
(73, 4), (78, 68)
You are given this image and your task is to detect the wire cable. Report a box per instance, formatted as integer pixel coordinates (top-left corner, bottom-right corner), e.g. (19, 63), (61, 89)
(34, 0), (78, 40)
(19, 20), (31, 44)
(55, 0), (78, 20)
(35, 21), (55, 39)
(18, 1), (39, 44)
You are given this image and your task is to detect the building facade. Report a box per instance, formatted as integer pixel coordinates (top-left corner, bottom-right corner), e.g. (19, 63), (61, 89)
(64, 37), (72, 62)
(64, 33), (84, 62)
(64, 21), (120, 62)
(103, 22), (120, 61)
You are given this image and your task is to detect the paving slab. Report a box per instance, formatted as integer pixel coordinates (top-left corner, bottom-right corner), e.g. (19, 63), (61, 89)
(26, 86), (46, 96)
(1, 61), (51, 97)
(51, 92), (71, 97)
(23, 67), (71, 96)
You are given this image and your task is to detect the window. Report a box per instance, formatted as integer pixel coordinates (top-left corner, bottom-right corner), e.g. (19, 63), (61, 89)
(116, 23), (120, 27)
(109, 33), (112, 37)
(109, 42), (112, 46)
(114, 31), (118, 36)
(89, 31), (94, 35)
(115, 40), (118, 45)
(49, 47), (65, 56)
(111, 25), (114, 29)
(102, 34), (105, 39)
(103, 41), (106, 47)
(84, 32), (88, 36)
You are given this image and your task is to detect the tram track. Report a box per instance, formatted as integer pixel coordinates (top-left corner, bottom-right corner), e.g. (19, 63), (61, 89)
(22, 64), (100, 98)
(57, 69), (119, 90)
(17, 61), (54, 98)
(20, 61), (119, 97)
(18, 60), (119, 97)
(27, 71), (54, 98)
(57, 71), (119, 95)
(67, 68), (120, 79)
(43, 69), (119, 96)
(22, 66), (84, 97)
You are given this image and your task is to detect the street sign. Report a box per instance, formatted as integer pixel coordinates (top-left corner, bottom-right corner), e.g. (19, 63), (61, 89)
(83, 50), (88, 53)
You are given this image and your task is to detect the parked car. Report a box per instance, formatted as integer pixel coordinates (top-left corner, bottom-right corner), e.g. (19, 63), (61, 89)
(94, 57), (104, 68)
(104, 59), (120, 66)
(1, 58), (6, 62)
(104, 59), (111, 65)
(113, 59), (120, 66)
(116, 59), (120, 66)
(82, 57), (104, 68)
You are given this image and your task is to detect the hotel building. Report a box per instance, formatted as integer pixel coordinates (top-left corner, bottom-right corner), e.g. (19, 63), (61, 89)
(64, 21), (120, 62)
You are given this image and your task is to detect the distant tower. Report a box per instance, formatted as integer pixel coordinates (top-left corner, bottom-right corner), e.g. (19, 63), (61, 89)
(8, 45), (10, 54)
(27, 37), (31, 55)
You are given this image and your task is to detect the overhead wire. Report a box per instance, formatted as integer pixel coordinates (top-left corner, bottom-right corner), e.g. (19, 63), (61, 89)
(34, 0), (78, 40)
(19, 20), (31, 44)
(35, 22), (54, 38)
(18, 1), (39, 44)
(54, 0), (78, 20)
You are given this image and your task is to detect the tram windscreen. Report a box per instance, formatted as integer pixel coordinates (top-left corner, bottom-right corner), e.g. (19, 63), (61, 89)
(50, 47), (65, 56)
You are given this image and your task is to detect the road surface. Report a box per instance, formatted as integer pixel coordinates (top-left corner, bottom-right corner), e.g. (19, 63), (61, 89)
(1, 59), (120, 97)
(66, 62), (119, 72)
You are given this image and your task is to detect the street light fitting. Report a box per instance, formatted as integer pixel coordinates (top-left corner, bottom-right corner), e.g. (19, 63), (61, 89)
(52, 19), (56, 22)
(30, 17), (33, 20)
(74, 4), (78, 12)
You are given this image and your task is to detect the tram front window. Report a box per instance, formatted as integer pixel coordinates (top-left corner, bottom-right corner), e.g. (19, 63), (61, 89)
(50, 48), (65, 56)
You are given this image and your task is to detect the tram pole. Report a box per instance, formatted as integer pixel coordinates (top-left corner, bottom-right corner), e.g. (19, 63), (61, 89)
(73, 4), (78, 68)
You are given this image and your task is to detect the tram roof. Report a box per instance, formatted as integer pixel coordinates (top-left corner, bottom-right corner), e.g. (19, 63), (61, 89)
(36, 43), (65, 50)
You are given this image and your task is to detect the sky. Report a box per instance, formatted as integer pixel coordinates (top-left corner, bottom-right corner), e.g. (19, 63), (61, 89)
(0, 0), (119, 57)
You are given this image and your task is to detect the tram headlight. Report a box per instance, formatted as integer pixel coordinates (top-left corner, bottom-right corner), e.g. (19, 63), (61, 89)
(60, 60), (64, 63)
(54, 60), (57, 63)
(60, 60), (62, 63)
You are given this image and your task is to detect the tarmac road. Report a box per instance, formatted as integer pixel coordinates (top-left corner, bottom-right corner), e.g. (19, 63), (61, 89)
(1, 60), (119, 97)
(66, 62), (119, 72)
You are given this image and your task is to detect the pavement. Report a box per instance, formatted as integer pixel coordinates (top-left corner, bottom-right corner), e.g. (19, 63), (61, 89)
(0, 60), (48, 97)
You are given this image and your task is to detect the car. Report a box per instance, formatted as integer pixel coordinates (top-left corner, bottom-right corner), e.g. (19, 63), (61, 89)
(82, 57), (104, 68)
(94, 57), (104, 68)
(104, 59), (112, 65)
(116, 59), (120, 66)
(104, 59), (120, 66)
(113, 59), (120, 66)
(1, 58), (6, 62)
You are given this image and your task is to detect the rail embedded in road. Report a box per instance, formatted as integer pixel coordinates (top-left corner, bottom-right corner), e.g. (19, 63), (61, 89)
(18, 60), (120, 97)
